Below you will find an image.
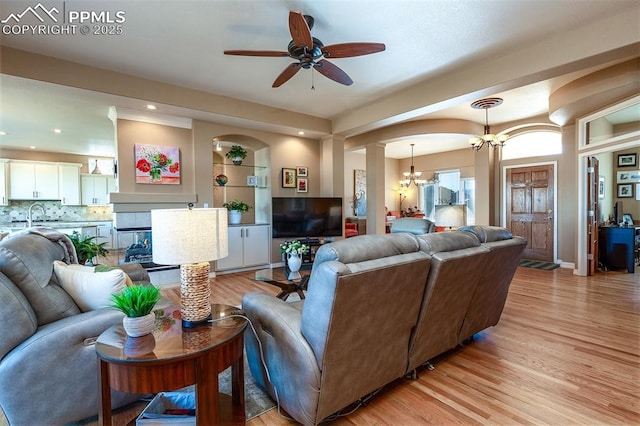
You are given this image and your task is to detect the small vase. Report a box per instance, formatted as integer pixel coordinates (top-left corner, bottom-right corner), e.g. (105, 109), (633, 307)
(150, 167), (162, 183)
(287, 253), (302, 273)
(123, 312), (156, 337)
(228, 210), (242, 225)
(215, 174), (228, 186)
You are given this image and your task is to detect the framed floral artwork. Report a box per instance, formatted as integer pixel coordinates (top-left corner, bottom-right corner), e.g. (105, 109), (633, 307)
(297, 178), (308, 192)
(282, 168), (296, 188)
(135, 144), (180, 184)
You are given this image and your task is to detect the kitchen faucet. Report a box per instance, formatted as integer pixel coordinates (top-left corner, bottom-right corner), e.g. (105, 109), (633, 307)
(27, 203), (46, 227)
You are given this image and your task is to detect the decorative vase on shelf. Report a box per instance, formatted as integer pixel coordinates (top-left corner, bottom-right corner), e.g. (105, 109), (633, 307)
(228, 210), (242, 225)
(215, 174), (228, 186)
(287, 253), (302, 274)
(122, 312), (156, 337)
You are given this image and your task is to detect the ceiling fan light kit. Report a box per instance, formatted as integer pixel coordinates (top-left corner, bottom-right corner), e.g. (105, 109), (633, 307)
(468, 97), (510, 151)
(224, 11), (385, 88)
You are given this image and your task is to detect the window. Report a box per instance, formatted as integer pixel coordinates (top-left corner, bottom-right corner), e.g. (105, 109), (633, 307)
(501, 131), (562, 160)
(422, 170), (474, 225)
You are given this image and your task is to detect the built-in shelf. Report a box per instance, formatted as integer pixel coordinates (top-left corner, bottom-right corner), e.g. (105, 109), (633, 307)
(213, 162), (267, 170)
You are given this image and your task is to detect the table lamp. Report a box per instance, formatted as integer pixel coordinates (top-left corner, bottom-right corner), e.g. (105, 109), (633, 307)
(152, 204), (228, 328)
(435, 204), (467, 230)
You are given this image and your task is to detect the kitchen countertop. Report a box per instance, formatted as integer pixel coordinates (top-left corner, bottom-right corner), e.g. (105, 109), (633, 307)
(0, 221), (110, 232)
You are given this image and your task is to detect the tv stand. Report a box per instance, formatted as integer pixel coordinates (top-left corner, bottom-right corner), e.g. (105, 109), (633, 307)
(297, 238), (327, 265)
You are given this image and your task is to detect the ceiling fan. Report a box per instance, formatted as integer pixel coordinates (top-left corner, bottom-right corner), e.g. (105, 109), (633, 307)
(224, 11), (386, 88)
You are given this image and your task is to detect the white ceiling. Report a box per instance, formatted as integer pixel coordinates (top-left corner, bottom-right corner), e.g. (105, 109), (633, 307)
(0, 0), (638, 159)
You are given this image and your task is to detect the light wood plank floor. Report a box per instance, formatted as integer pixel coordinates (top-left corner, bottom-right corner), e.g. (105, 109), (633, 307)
(104, 266), (640, 425)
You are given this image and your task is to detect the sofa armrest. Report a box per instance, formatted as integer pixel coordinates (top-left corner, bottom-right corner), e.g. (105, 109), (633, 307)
(242, 292), (322, 425)
(117, 263), (150, 283)
(0, 308), (139, 425)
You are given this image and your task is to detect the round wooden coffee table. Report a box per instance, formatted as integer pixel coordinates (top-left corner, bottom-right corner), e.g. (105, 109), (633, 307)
(95, 303), (246, 425)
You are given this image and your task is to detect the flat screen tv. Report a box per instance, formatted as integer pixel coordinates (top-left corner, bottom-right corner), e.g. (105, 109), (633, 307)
(272, 197), (343, 238)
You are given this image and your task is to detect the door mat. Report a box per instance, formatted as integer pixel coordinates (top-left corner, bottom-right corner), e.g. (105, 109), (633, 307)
(519, 259), (560, 270)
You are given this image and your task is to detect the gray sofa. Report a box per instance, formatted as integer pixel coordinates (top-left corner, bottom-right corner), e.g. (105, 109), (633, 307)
(0, 229), (149, 425)
(390, 217), (436, 234)
(242, 226), (526, 425)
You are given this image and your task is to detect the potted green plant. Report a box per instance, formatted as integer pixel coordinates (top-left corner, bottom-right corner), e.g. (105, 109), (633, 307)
(225, 145), (248, 165)
(67, 231), (109, 266)
(112, 285), (160, 337)
(223, 199), (252, 225)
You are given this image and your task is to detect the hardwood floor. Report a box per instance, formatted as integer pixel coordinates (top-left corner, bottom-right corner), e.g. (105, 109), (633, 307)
(101, 265), (638, 425)
(235, 266), (639, 425)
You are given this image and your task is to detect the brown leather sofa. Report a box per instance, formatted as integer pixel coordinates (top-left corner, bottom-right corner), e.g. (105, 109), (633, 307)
(0, 229), (149, 425)
(242, 226), (526, 425)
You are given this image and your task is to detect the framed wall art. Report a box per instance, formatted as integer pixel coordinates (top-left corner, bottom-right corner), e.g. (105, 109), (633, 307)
(282, 168), (296, 188)
(296, 166), (308, 177)
(296, 178), (308, 192)
(617, 153), (637, 167)
(598, 175), (605, 199)
(617, 183), (634, 198)
(134, 144), (180, 185)
(617, 170), (640, 183)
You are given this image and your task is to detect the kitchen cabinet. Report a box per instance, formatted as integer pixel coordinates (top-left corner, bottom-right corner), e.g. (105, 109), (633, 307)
(81, 174), (115, 205)
(96, 223), (114, 249)
(216, 224), (270, 271)
(0, 161), (7, 206)
(9, 161), (59, 200)
(58, 164), (81, 205)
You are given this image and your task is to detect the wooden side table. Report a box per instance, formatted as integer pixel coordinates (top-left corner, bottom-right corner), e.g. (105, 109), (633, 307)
(95, 303), (247, 425)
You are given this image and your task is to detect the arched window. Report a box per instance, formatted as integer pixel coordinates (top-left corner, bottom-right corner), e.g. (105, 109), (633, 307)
(502, 131), (562, 160)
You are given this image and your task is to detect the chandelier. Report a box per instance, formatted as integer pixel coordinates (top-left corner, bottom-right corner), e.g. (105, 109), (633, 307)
(468, 97), (509, 151)
(399, 144), (426, 188)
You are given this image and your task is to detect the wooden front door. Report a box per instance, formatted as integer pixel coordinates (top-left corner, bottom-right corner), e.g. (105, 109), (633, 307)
(506, 164), (555, 261)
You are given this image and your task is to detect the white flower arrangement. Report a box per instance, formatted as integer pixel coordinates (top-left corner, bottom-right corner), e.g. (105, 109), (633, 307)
(279, 240), (310, 255)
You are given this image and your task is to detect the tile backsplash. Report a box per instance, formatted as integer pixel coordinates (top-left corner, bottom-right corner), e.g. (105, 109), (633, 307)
(0, 200), (113, 224)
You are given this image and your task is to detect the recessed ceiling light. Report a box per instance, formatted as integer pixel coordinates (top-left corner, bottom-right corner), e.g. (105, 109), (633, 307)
(146, 104), (158, 110)
(29, 146), (36, 150)
(298, 131), (305, 135)
(53, 128), (63, 134)
(0, 131), (6, 136)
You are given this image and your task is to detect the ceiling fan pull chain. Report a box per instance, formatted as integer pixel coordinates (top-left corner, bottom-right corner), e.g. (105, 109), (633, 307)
(311, 67), (315, 90)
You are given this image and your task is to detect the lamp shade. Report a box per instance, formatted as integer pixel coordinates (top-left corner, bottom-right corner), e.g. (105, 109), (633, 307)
(151, 207), (228, 265)
(435, 204), (467, 228)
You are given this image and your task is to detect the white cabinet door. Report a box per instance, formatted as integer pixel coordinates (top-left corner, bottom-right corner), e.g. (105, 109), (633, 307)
(216, 225), (270, 271)
(0, 162), (7, 206)
(58, 164), (81, 205)
(82, 175), (115, 205)
(9, 162), (59, 199)
(243, 225), (270, 267)
(96, 223), (113, 249)
(216, 227), (244, 270)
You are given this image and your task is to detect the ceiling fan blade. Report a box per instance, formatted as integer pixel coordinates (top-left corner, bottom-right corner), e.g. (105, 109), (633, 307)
(288, 11), (313, 49)
(321, 42), (386, 58)
(273, 63), (301, 87)
(224, 50), (290, 57)
(314, 59), (353, 86)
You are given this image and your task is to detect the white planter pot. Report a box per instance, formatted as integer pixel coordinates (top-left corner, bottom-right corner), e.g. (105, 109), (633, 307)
(228, 210), (242, 225)
(122, 312), (156, 337)
(287, 253), (302, 273)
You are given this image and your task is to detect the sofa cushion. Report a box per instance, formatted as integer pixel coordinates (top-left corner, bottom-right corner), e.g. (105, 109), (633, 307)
(313, 233), (420, 266)
(53, 261), (127, 312)
(0, 232), (80, 325)
(390, 217), (436, 235)
(0, 273), (38, 360)
(458, 225), (513, 243)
